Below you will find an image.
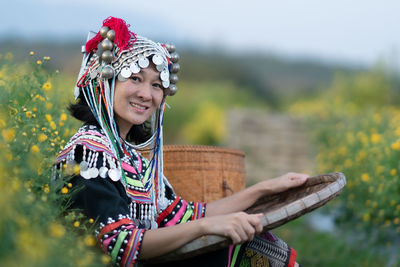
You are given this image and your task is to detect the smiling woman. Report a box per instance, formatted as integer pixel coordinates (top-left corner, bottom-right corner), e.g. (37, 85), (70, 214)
(56, 16), (305, 267)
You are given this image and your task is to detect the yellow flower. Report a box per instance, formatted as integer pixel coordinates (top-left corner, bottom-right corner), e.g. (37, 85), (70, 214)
(73, 221), (80, 227)
(391, 169), (397, 176)
(391, 140), (400, 150)
(61, 187), (68, 194)
(32, 107), (37, 112)
(83, 235), (96, 246)
(74, 165), (80, 175)
(49, 223), (66, 238)
(46, 102), (53, 110)
(89, 218), (94, 224)
(361, 173), (370, 183)
(36, 60), (42, 65)
(43, 56), (51, 61)
(31, 145), (40, 154)
(29, 51), (35, 56)
(38, 133), (48, 142)
(45, 114), (52, 122)
(60, 113), (67, 121)
(2, 128), (16, 142)
(101, 255), (111, 265)
(371, 133), (382, 144)
(68, 182), (73, 188)
(25, 111), (32, 118)
(50, 121), (57, 130)
(362, 213), (370, 222)
(42, 81), (52, 91)
(43, 184), (50, 194)
(394, 218), (400, 225)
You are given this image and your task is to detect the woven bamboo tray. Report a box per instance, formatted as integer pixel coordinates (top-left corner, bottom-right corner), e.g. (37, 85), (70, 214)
(141, 145), (246, 202)
(148, 172), (346, 263)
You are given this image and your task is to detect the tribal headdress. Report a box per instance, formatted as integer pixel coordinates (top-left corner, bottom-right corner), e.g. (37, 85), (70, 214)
(73, 16), (180, 212)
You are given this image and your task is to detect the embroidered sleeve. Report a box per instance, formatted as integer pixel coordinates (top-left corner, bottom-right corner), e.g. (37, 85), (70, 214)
(156, 183), (206, 227)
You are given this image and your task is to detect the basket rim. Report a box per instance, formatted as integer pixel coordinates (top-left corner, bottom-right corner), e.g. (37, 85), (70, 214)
(157, 144), (245, 156)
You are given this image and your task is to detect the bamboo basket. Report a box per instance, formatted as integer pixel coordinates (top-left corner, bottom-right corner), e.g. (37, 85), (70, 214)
(141, 145), (246, 202)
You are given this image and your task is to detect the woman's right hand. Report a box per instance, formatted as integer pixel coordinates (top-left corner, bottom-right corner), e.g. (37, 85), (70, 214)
(200, 212), (264, 244)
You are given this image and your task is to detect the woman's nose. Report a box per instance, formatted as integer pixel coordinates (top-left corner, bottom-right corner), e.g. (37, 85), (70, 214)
(137, 84), (152, 100)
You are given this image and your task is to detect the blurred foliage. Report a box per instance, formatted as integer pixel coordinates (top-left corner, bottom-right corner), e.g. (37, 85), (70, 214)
(0, 53), (106, 267)
(289, 68), (400, 265)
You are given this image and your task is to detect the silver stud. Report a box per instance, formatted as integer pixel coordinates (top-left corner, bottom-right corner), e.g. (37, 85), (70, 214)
(106, 30), (115, 41)
(101, 39), (113, 51)
(170, 52), (179, 63)
(170, 74), (179, 84)
(100, 26), (109, 38)
(166, 84), (178, 96)
(101, 50), (113, 64)
(165, 43), (176, 53)
(101, 66), (114, 79)
(170, 63), (180, 73)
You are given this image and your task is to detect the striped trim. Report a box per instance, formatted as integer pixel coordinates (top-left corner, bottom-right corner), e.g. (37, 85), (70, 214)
(111, 231), (128, 263)
(121, 229), (145, 266)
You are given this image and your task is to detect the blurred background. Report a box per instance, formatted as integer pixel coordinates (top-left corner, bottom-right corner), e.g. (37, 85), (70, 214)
(1, 1), (399, 266)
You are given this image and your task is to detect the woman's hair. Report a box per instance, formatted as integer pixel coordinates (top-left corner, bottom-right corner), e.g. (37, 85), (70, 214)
(68, 94), (152, 144)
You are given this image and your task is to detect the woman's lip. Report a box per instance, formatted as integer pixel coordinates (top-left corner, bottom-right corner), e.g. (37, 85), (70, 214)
(130, 102), (148, 110)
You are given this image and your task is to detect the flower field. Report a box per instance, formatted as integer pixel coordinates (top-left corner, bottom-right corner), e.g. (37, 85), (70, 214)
(0, 53), (106, 266)
(290, 69), (400, 264)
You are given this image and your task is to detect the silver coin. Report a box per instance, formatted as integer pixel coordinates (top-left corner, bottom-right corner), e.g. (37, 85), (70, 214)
(99, 167), (108, 178)
(79, 161), (88, 171)
(151, 221), (158, 229)
(152, 54), (163, 65)
(160, 69), (169, 81)
(144, 220), (151, 229)
(117, 73), (127, 82)
(88, 168), (99, 178)
(90, 70), (98, 79)
(120, 67), (131, 78)
(80, 169), (91, 179)
(162, 80), (170, 88)
(129, 62), (140, 74)
(156, 62), (165, 72)
(108, 169), (121, 182)
(138, 57), (149, 68)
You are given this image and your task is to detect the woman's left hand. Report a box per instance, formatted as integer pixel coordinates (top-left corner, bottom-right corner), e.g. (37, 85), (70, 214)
(258, 172), (309, 195)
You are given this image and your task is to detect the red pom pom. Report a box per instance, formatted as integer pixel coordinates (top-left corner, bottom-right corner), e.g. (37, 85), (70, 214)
(85, 16), (136, 53)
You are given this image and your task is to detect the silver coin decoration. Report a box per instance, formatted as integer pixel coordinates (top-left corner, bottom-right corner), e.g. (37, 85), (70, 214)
(108, 169), (121, 182)
(162, 80), (170, 88)
(117, 73), (128, 82)
(170, 63), (180, 73)
(160, 69), (169, 81)
(168, 84), (178, 96)
(152, 54), (163, 65)
(170, 52), (179, 63)
(121, 67), (131, 78)
(90, 70), (98, 79)
(130, 63), (140, 74)
(88, 168), (99, 178)
(79, 161), (89, 171)
(156, 63), (165, 72)
(99, 167), (108, 178)
(138, 57), (149, 68)
(81, 169), (91, 179)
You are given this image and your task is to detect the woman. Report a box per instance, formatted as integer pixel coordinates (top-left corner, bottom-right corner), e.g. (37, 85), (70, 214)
(56, 17), (308, 267)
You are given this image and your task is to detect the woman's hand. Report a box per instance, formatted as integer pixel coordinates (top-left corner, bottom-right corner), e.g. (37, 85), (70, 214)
(258, 172), (309, 195)
(200, 212), (264, 244)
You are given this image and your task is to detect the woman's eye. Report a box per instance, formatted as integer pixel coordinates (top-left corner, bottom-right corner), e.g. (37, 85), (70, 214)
(153, 83), (162, 89)
(130, 76), (140, 82)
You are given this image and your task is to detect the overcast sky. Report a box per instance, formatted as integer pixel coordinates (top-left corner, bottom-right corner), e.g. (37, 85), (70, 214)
(1, 0), (400, 67)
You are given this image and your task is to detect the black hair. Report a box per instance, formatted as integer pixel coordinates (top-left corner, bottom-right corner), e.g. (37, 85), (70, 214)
(68, 93), (152, 144)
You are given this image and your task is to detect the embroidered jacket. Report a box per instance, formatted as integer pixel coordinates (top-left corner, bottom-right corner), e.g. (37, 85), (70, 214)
(56, 124), (206, 266)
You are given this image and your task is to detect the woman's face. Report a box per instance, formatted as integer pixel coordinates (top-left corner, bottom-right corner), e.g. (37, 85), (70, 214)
(113, 63), (164, 137)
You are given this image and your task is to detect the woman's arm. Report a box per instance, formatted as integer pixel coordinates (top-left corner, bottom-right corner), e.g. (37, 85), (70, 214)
(205, 172), (309, 217)
(139, 211), (264, 259)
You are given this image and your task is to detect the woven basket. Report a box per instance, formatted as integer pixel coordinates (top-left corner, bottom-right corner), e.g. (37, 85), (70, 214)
(141, 145), (246, 202)
(148, 172), (346, 263)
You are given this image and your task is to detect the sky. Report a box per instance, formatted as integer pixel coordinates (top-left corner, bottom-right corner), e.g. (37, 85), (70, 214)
(1, 0), (400, 67)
